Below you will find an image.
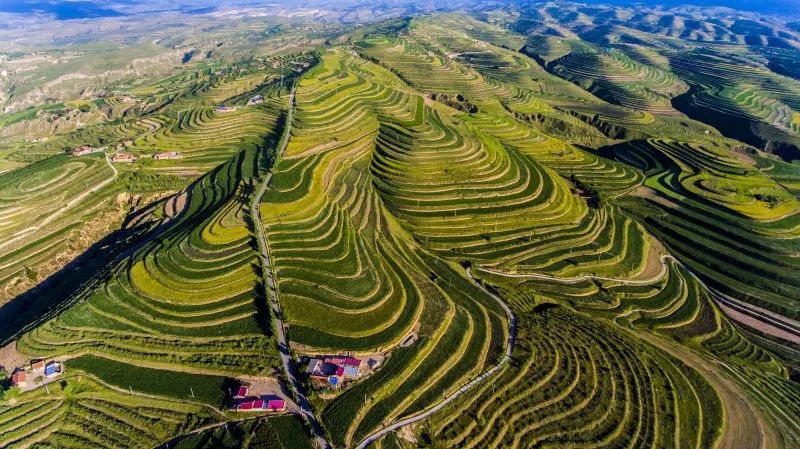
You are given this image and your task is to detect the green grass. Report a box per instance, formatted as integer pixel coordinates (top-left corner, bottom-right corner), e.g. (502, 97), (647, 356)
(173, 416), (314, 449)
(66, 355), (234, 407)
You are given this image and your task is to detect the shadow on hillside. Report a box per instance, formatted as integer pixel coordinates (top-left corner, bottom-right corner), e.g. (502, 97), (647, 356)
(0, 149), (264, 347)
(672, 86), (800, 162)
(0, 221), (154, 346)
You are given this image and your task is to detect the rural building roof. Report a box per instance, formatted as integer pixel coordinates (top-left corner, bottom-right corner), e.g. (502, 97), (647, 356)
(266, 399), (285, 410)
(112, 153), (135, 162)
(343, 357), (360, 367)
(154, 151), (181, 159)
(31, 360), (45, 371)
(306, 358), (322, 374)
(44, 361), (61, 376)
(236, 386), (248, 398)
(11, 370), (26, 386)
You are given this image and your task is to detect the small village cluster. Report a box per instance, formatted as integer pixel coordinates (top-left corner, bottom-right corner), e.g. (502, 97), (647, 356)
(232, 384), (286, 412)
(10, 359), (63, 388)
(70, 145), (182, 162)
(305, 355), (363, 389)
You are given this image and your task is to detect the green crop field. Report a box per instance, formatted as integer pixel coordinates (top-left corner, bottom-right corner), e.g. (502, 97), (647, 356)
(1, 1), (799, 449)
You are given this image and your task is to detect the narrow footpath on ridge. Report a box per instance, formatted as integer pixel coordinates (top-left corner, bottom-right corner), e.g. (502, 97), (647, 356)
(354, 267), (516, 449)
(251, 87), (331, 449)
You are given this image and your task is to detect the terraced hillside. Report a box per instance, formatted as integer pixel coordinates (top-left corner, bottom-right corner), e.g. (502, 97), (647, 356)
(429, 305), (723, 449)
(259, 49), (510, 447)
(546, 47), (687, 115)
(0, 376), (220, 449)
(1, 45), (311, 447)
(18, 149), (279, 375)
(0, 54), (306, 308)
(1, 3), (800, 449)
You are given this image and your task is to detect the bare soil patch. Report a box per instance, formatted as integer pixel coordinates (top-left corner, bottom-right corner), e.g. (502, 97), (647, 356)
(719, 304), (800, 345)
(631, 185), (680, 209)
(629, 236), (668, 282)
(0, 341), (27, 373)
(235, 376), (300, 413)
(165, 190), (188, 219)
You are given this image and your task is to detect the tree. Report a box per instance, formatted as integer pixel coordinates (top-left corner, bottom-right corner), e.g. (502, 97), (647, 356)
(0, 368), (8, 396)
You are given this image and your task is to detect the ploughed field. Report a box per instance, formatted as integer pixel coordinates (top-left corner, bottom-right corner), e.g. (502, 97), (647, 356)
(2, 6), (800, 449)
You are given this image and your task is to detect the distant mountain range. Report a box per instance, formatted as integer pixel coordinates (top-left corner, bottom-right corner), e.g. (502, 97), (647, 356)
(1, 0), (797, 21)
(601, 0), (800, 15)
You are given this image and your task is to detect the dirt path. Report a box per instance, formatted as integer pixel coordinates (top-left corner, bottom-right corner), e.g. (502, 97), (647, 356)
(164, 189), (188, 219)
(252, 87), (330, 449)
(631, 184), (680, 209)
(638, 332), (779, 449)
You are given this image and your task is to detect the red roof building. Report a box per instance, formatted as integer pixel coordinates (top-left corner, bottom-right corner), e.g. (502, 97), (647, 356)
(306, 355), (362, 389)
(236, 397), (287, 412)
(234, 385), (249, 399)
(11, 370), (27, 387)
(266, 399), (286, 411)
(343, 357), (360, 368)
(31, 360), (45, 372)
(111, 153), (135, 163)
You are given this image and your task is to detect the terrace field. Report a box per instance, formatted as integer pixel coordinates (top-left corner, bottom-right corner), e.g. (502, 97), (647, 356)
(1, 2), (799, 449)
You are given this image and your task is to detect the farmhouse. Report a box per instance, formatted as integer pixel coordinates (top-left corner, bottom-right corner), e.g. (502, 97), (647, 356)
(266, 399), (286, 411)
(31, 360), (45, 372)
(305, 356), (362, 389)
(215, 105), (236, 113)
(44, 361), (62, 378)
(235, 397), (286, 412)
(247, 95), (264, 105)
(234, 385), (249, 399)
(11, 369), (27, 387)
(71, 146), (105, 156)
(111, 153), (136, 163)
(153, 151), (182, 160)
